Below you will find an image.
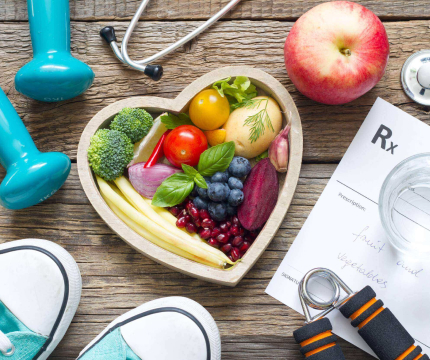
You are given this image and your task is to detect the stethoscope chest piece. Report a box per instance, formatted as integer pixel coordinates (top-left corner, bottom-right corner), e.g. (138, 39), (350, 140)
(401, 50), (430, 106)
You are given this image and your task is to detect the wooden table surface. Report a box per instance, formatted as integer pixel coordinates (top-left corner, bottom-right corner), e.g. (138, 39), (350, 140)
(1, 0), (429, 358)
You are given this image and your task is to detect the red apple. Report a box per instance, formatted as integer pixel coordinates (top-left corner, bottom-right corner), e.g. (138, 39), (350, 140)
(284, 1), (389, 105)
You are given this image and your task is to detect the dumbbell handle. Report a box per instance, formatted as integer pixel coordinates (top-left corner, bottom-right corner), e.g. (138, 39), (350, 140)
(0, 88), (39, 169)
(340, 286), (429, 360)
(293, 318), (346, 360)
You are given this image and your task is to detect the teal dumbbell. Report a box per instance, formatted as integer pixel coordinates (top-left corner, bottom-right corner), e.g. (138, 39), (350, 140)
(15, 0), (95, 102)
(0, 88), (71, 209)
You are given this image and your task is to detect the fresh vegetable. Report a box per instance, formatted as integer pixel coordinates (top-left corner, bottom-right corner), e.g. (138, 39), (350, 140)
(212, 76), (257, 107)
(204, 129), (226, 147)
(88, 129), (134, 181)
(97, 176), (233, 268)
(164, 125), (208, 168)
(223, 96), (282, 158)
(128, 162), (182, 199)
(238, 158), (279, 231)
(228, 157), (252, 178)
(152, 142), (235, 208)
(143, 129), (171, 168)
(189, 89), (230, 130)
(160, 113), (194, 129)
(197, 141), (235, 176)
(269, 123), (291, 173)
(110, 107), (153, 143)
(255, 150), (269, 162)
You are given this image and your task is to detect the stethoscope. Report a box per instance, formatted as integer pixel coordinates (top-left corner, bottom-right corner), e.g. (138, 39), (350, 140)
(100, 0), (242, 81)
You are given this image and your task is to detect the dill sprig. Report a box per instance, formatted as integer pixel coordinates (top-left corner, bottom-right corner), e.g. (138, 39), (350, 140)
(236, 98), (275, 143)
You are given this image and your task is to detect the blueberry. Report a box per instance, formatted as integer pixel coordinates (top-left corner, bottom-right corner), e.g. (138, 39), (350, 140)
(193, 196), (208, 210)
(226, 204), (237, 216)
(197, 186), (208, 199)
(208, 202), (227, 221)
(211, 171), (229, 183)
(224, 183), (231, 198)
(228, 157), (252, 178)
(228, 189), (244, 206)
(228, 177), (243, 190)
(208, 182), (229, 202)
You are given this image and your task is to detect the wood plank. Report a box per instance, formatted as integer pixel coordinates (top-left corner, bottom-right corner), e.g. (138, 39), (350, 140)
(0, 20), (428, 163)
(0, 163), (372, 359)
(1, 0), (429, 21)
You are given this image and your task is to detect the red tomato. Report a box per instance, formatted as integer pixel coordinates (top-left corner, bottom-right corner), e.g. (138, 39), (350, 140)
(163, 125), (208, 168)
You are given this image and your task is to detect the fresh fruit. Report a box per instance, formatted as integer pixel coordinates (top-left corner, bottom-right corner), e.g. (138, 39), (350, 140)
(284, 1), (389, 105)
(204, 129), (227, 146)
(228, 177), (243, 190)
(211, 171), (229, 183)
(223, 96), (282, 158)
(228, 157), (252, 178)
(238, 158), (279, 231)
(189, 89), (230, 130)
(228, 189), (244, 206)
(164, 125), (208, 168)
(208, 202), (227, 221)
(193, 196), (208, 210)
(208, 182), (230, 202)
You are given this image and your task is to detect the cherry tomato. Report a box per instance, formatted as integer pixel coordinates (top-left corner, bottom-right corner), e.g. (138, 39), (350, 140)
(189, 89), (230, 130)
(164, 125), (208, 168)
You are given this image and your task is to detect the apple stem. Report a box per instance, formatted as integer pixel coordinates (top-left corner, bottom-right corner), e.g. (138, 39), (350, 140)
(340, 48), (352, 56)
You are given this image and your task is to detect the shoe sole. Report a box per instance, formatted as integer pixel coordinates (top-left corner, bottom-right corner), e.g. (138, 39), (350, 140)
(78, 296), (221, 360)
(0, 239), (82, 360)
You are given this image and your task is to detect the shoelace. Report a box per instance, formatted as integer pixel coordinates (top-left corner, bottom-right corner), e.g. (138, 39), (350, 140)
(0, 330), (14, 356)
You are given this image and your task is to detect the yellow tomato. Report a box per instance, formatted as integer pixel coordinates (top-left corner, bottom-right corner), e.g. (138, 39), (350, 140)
(189, 89), (230, 130)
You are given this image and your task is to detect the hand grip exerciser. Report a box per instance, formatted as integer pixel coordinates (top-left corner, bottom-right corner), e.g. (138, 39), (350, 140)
(0, 88), (71, 209)
(295, 268), (429, 360)
(15, 0), (95, 102)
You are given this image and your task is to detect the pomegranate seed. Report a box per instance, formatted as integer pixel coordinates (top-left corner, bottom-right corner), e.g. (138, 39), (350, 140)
(226, 221), (232, 228)
(220, 243), (232, 254)
(211, 227), (221, 238)
(189, 207), (200, 220)
(230, 225), (240, 236)
(208, 238), (220, 248)
(194, 218), (202, 228)
(183, 215), (191, 224)
(249, 231), (259, 239)
(239, 241), (250, 253)
(220, 223), (229, 233)
(232, 236), (244, 247)
(169, 206), (181, 216)
(244, 235), (253, 243)
(199, 209), (210, 219)
(199, 228), (211, 240)
(176, 217), (187, 228)
(179, 209), (188, 218)
(202, 218), (215, 230)
(232, 216), (240, 225)
(186, 222), (197, 234)
(185, 201), (194, 211)
(230, 247), (241, 261)
(239, 227), (245, 236)
(228, 254), (234, 262)
(216, 233), (229, 244)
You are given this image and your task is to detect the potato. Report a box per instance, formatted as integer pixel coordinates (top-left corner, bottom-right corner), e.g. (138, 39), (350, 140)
(223, 96), (282, 158)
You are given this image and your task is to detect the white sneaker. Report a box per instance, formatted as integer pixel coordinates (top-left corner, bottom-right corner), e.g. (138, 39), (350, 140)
(78, 297), (221, 360)
(0, 239), (82, 360)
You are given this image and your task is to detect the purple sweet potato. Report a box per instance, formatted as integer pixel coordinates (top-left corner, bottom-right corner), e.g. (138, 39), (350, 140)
(238, 158), (279, 230)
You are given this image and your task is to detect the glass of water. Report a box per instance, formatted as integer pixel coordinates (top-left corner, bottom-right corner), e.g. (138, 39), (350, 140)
(379, 153), (430, 257)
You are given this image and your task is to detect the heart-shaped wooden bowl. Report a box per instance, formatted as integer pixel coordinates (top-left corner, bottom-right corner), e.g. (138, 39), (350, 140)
(77, 66), (303, 286)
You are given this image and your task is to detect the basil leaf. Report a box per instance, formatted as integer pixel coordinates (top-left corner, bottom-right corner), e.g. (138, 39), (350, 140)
(160, 112), (193, 129)
(194, 173), (208, 189)
(182, 164), (198, 176)
(198, 141), (235, 176)
(152, 173), (195, 207)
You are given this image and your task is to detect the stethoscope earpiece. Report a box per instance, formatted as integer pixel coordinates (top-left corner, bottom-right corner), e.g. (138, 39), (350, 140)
(401, 50), (430, 106)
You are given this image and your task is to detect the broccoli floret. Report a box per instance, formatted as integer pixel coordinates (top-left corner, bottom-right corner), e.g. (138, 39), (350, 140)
(110, 107), (153, 143)
(88, 129), (134, 181)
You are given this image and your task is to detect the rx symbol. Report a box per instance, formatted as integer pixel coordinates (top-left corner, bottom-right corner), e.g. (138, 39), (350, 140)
(371, 124), (398, 155)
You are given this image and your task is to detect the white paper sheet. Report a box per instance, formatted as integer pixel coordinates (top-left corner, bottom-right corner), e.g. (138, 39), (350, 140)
(266, 98), (430, 356)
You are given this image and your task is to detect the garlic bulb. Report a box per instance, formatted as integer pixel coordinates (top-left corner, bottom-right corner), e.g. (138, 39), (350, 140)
(268, 123), (290, 173)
